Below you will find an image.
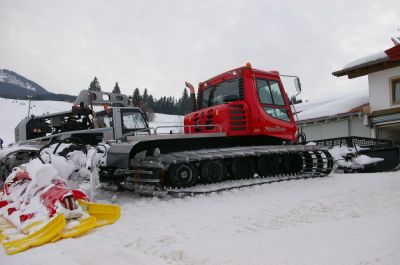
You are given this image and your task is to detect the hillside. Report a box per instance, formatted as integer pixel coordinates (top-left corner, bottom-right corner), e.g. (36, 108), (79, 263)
(0, 69), (75, 101)
(0, 69), (50, 97)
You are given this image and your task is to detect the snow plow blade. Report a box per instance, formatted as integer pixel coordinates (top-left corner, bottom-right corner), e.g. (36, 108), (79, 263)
(51, 215), (97, 242)
(1, 214), (66, 255)
(78, 200), (121, 227)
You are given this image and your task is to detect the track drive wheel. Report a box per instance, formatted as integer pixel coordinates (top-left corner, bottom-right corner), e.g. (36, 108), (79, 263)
(168, 163), (198, 188)
(231, 157), (256, 179)
(200, 160), (226, 184)
(283, 153), (303, 174)
(257, 154), (280, 177)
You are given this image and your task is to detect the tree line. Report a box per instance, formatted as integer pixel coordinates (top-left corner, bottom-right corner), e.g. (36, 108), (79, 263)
(88, 77), (303, 116)
(89, 77), (193, 115)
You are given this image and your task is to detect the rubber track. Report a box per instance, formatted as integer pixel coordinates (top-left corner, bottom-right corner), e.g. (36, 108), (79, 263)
(131, 145), (334, 196)
(166, 173), (331, 198)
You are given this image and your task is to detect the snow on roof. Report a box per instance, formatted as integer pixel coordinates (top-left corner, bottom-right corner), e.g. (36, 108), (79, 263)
(294, 89), (369, 121)
(333, 42), (400, 78)
(343, 51), (388, 70)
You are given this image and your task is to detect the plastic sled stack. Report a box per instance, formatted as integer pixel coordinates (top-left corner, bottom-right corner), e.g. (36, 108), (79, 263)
(0, 160), (120, 255)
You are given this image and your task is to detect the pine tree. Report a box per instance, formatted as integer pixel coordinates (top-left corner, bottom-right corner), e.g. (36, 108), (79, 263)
(179, 88), (192, 114)
(147, 94), (154, 108)
(88, 77), (101, 91)
(112, 82), (121, 94)
(142, 88), (149, 106)
(132, 88), (142, 107)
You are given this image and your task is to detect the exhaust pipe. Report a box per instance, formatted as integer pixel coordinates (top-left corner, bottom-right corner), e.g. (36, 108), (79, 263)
(185, 82), (197, 112)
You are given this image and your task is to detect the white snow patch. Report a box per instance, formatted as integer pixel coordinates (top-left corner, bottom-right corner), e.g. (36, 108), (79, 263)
(148, 113), (184, 134)
(352, 154), (384, 168)
(343, 51), (388, 69)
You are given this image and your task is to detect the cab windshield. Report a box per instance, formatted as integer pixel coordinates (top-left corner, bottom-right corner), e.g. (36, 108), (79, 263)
(121, 110), (147, 130)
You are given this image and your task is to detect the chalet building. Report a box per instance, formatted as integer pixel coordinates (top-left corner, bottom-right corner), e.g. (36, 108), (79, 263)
(332, 38), (400, 142)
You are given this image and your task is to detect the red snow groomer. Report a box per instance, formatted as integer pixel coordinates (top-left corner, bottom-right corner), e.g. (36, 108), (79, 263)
(0, 163), (120, 255)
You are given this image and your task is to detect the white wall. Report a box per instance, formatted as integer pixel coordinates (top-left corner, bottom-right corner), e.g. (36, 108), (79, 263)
(368, 66), (400, 112)
(350, 116), (371, 137)
(301, 116), (370, 141)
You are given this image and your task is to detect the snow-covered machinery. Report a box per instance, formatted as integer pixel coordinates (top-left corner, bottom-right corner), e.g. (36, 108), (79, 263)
(2, 64), (334, 197)
(0, 148), (120, 255)
(312, 137), (400, 173)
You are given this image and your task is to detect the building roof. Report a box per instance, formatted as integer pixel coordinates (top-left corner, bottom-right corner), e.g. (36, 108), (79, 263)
(293, 89), (369, 123)
(332, 42), (400, 79)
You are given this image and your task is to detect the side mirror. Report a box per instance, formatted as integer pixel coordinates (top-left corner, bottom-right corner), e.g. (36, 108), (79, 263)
(223, 95), (239, 102)
(294, 77), (302, 93)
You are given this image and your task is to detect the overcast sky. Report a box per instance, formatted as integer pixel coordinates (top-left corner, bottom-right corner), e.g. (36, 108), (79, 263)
(0, 0), (399, 101)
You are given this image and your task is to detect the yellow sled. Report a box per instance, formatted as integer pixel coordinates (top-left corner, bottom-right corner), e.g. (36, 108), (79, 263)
(1, 201), (120, 255)
(78, 200), (121, 227)
(2, 214), (66, 255)
(51, 215), (97, 242)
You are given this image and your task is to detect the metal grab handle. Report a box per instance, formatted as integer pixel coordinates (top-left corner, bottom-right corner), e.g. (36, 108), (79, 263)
(154, 124), (223, 135)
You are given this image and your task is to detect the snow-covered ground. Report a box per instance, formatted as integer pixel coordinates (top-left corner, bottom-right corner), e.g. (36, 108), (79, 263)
(1, 171), (399, 264)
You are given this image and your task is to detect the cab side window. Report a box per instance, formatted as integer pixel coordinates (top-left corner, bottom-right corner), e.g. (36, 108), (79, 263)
(256, 78), (290, 122)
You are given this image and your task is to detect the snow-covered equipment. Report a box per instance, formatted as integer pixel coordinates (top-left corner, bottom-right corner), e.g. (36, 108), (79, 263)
(0, 160), (120, 255)
(312, 137), (400, 173)
(3, 64), (334, 196)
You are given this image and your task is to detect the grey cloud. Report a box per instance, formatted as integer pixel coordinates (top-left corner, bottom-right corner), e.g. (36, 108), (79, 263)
(0, 0), (398, 100)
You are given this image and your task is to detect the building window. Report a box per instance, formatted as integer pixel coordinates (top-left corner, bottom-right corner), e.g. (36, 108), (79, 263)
(393, 78), (400, 104)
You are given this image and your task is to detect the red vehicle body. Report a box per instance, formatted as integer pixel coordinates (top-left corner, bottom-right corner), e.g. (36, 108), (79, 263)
(184, 64), (297, 142)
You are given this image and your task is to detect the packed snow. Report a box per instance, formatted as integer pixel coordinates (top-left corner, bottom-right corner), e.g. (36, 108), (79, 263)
(1, 169), (399, 264)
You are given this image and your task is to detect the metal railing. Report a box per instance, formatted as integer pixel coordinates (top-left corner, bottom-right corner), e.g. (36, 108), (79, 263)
(310, 136), (394, 149)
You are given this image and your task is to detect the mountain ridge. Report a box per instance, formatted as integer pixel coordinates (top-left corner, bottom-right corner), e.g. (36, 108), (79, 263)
(0, 69), (75, 102)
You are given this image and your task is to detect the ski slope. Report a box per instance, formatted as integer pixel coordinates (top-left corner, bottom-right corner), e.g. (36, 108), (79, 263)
(0, 97), (72, 146)
(1, 171), (399, 264)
